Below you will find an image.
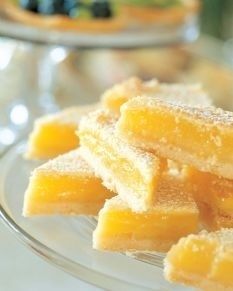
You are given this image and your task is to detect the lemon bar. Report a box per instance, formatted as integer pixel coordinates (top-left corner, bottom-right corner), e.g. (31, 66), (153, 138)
(199, 206), (233, 231)
(117, 97), (233, 180)
(23, 149), (114, 216)
(164, 229), (233, 290)
(101, 77), (212, 115)
(79, 110), (163, 212)
(26, 103), (98, 160)
(186, 167), (233, 216)
(93, 175), (199, 252)
(185, 167), (233, 230)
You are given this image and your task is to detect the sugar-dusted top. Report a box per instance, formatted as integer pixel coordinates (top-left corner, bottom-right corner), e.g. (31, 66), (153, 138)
(122, 96), (233, 128)
(104, 174), (198, 213)
(196, 229), (233, 249)
(155, 175), (198, 211)
(35, 103), (99, 126)
(101, 76), (159, 101)
(102, 76), (212, 108)
(35, 148), (94, 176)
(158, 83), (212, 107)
(79, 109), (160, 176)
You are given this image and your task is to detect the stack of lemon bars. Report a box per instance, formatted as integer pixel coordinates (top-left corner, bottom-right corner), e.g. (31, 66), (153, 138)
(24, 77), (233, 290)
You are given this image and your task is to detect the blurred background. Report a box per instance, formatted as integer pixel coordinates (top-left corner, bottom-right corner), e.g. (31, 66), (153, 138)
(0, 0), (233, 290)
(0, 0), (232, 150)
(201, 0), (233, 40)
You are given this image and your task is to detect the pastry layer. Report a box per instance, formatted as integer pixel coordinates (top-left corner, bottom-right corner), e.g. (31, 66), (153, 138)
(79, 109), (163, 212)
(164, 229), (233, 291)
(117, 97), (233, 180)
(23, 149), (114, 216)
(101, 77), (212, 115)
(26, 103), (98, 160)
(93, 175), (199, 252)
(121, 1), (200, 24)
(2, 1), (124, 33)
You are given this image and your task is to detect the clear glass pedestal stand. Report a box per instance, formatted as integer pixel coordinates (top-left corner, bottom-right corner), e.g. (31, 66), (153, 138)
(0, 41), (69, 153)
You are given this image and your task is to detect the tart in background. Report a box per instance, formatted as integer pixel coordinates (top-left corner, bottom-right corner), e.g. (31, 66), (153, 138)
(0, 0), (200, 33)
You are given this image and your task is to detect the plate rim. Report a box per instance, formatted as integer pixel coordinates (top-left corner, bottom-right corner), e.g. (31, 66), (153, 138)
(0, 140), (155, 291)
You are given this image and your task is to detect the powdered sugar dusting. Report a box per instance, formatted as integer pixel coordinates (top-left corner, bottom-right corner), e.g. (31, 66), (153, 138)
(198, 229), (233, 249)
(36, 148), (94, 176)
(123, 97), (233, 127)
(35, 103), (99, 126)
(102, 174), (198, 213)
(102, 76), (212, 110)
(155, 175), (198, 212)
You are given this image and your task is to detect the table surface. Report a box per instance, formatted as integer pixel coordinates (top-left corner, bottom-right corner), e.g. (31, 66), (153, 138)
(0, 221), (100, 291)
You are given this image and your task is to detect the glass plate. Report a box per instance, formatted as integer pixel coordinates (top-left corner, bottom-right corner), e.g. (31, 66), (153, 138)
(0, 140), (189, 290)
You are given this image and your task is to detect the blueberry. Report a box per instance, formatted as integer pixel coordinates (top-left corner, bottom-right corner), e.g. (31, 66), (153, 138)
(63, 0), (81, 13)
(63, 1), (92, 19)
(91, 1), (112, 18)
(38, 0), (67, 15)
(19, 0), (38, 12)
